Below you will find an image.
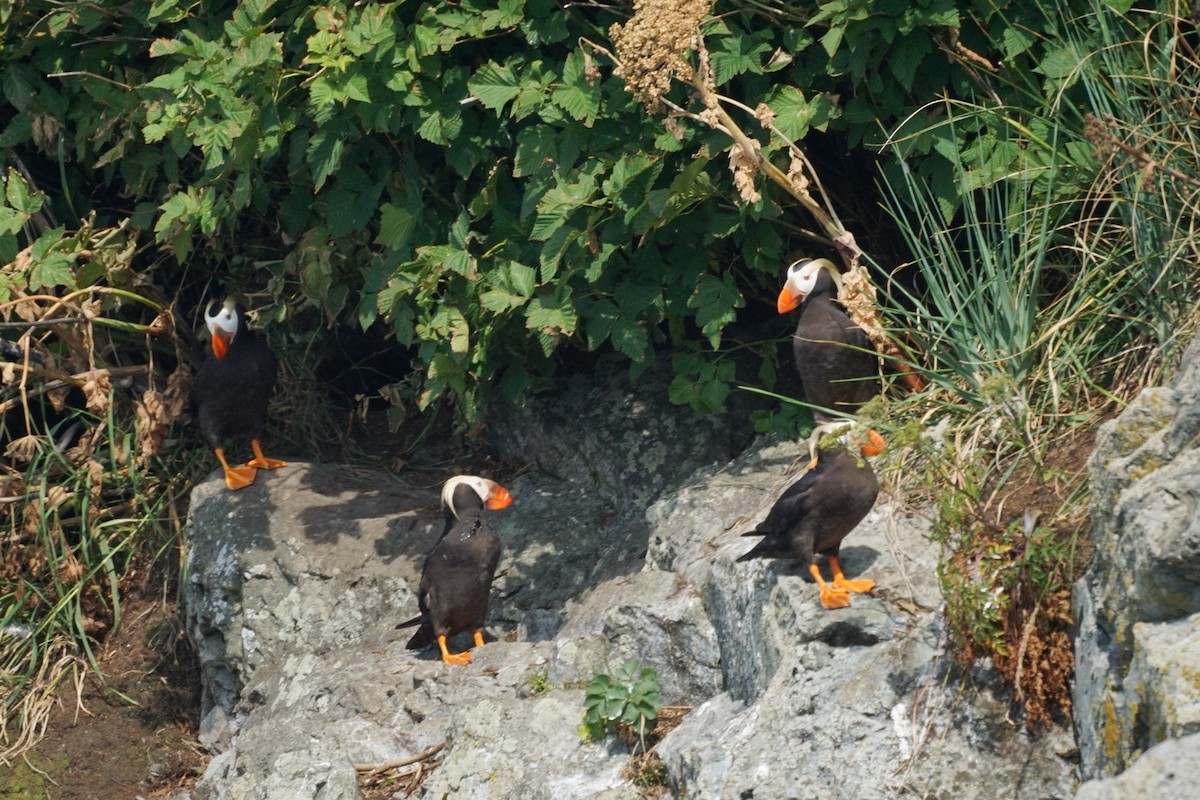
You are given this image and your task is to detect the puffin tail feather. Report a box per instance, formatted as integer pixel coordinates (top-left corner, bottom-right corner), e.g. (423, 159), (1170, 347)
(736, 532), (789, 562)
(404, 623), (435, 650)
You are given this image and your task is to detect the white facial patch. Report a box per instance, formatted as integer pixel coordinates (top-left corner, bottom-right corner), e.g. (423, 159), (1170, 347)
(784, 259), (823, 301)
(442, 475), (493, 519)
(205, 298), (240, 339)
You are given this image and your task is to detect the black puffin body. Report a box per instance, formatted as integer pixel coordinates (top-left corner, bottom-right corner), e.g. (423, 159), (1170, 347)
(778, 258), (879, 422)
(190, 298), (286, 490)
(399, 475), (514, 666)
(738, 425), (885, 609)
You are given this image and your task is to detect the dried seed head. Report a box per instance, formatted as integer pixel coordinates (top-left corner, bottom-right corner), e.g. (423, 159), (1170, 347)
(730, 141), (762, 204)
(81, 369), (112, 416)
(839, 264), (887, 353)
(610, 0), (713, 111)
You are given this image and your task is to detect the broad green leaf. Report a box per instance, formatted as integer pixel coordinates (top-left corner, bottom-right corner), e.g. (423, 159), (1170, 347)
(480, 288), (525, 312)
(0, 207), (24, 235)
(710, 35), (770, 84)
(889, 33), (931, 93)
(307, 129), (345, 190)
(5, 169), (41, 214)
(377, 204), (416, 251)
(514, 126), (557, 177)
(1001, 27), (1035, 60)
(689, 273), (744, 349)
(525, 289), (576, 336)
(508, 262), (537, 297)
(468, 62), (521, 111)
(28, 253), (74, 291)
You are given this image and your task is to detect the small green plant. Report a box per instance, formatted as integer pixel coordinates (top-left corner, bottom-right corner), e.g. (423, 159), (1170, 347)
(528, 670), (550, 694)
(581, 658), (661, 751)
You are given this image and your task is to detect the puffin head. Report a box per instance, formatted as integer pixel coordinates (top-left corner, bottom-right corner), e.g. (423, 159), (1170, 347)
(777, 257), (843, 314)
(806, 419), (885, 462)
(204, 298), (241, 359)
(441, 475), (513, 520)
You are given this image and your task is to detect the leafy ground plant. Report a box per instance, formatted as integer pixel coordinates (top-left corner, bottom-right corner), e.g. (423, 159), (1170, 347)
(581, 658), (662, 752)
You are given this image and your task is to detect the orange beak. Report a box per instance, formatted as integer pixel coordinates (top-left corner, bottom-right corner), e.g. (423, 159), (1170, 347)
(777, 286), (801, 314)
(486, 484), (513, 510)
(211, 330), (232, 359)
(859, 429), (886, 457)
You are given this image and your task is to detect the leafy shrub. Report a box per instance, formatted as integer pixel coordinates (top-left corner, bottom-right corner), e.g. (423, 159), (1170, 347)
(1, 0), (1118, 424)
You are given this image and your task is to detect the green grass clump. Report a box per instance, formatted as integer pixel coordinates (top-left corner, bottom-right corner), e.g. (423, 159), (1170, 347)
(872, 1), (1200, 729)
(1, 284), (206, 760)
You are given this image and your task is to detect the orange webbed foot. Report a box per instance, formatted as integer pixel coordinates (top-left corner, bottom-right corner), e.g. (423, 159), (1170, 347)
(834, 576), (876, 594)
(437, 635), (474, 666)
(223, 465), (259, 490)
(818, 586), (853, 609)
(215, 447), (258, 490)
(472, 630), (486, 648)
(810, 562), (852, 609)
(828, 555), (875, 595)
(248, 439), (287, 470)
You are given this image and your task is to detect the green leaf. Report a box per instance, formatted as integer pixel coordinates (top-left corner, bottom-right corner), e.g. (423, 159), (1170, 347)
(710, 34), (770, 84)
(5, 169), (42, 214)
(1001, 27), (1035, 60)
(0, 207), (25, 236)
(689, 273), (744, 349)
(514, 126), (556, 178)
(889, 33), (931, 93)
(377, 204), (416, 251)
(508, 262), (537, 297)
(766, 86), (820, 143)
(469, 61), (521, 111)
(307, 129), (345, 190)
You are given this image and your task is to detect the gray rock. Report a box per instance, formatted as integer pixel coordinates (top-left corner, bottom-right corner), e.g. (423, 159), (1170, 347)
(1074, 732), (1200, 800)
(184, 461), (657, 799)
(548, 571), (722, 704)
(487, 354), (755, 509)
(183, 363), (1085, 800)
(648, 439), (1076, 800)
(184, 464), (437, 748)
(1127, 614), (1200, 745)
(1073, 334), (1200, 778)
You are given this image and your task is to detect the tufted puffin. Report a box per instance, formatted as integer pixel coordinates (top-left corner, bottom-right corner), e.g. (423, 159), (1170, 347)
(778, 257), (880, 422)
(398, 475), (514, 666)
(191, 298), (287, 490)
(737, 423), (885, 609)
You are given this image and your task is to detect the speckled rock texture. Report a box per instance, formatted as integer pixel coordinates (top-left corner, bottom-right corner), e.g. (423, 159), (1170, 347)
(647, 440), (1077, 800)
(183, 360), (1080, 800)
(1073, 334), (1200, 782)
(1074, 732), (1200, 800)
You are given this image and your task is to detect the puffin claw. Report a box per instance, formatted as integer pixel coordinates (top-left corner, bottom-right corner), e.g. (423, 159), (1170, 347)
(828, 556), (875, 596)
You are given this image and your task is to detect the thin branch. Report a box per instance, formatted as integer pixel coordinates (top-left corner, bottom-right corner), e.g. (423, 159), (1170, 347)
(354, 741), (445, 776)
(46, 71), (132, 91)
(0, 318), (80, 328)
